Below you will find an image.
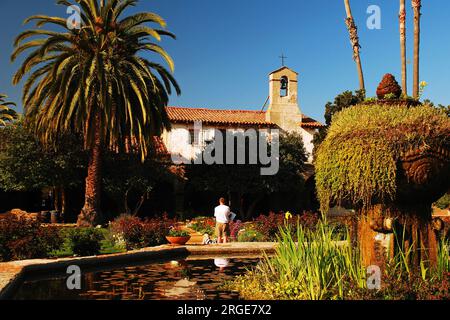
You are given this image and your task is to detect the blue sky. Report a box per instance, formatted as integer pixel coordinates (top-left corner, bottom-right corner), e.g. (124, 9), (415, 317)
(0, 0), (449, 122)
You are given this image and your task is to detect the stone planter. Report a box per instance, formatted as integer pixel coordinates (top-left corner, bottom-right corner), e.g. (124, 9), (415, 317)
(359, 146), (450, 268)
(166, 236), (191, 246)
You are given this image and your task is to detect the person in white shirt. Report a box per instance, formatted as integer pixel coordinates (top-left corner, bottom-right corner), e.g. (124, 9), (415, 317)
(214, 198), (231, 243)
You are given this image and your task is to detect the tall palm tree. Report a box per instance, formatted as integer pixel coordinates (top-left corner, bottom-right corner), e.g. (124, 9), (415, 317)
(0, 94), (17, 127)
(412, 0), (421, 99)
(399, 0), (407, 96)
(344, 0), (365, 94)
(12, 0), (180, 226)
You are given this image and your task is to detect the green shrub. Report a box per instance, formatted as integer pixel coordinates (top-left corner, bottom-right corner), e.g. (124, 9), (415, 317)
(315, 104), (450, 212)
(237, 229), (266, 242)
(188, 217), (215, 235)
(434, 193), (450, 210)
(167, 229), (190, 237)
(67, 228), (103, 256)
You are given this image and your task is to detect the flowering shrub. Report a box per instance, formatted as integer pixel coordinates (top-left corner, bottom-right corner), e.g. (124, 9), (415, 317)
(188, 217), (215, 235)
(237, 229), (265, 242)
(229, 220), (244, 240)
(0, 214), (62, 261)
(254, 211), (319, 241)
(142, 217), (173, 246)
(109, 214), (174, 250)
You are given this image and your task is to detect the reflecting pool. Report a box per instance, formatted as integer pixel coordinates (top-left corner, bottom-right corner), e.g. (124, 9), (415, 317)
(12, 256), (262, 300)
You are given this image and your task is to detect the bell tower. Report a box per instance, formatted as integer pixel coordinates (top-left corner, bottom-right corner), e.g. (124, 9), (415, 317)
(265, 66), (302, 132)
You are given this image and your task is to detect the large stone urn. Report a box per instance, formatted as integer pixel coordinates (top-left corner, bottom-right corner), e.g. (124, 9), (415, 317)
(359, 145), (450, 268)
(315, 75), (450, 271)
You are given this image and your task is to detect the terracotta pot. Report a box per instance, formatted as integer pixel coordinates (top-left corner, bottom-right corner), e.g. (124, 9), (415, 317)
(166, 236), (191, 245)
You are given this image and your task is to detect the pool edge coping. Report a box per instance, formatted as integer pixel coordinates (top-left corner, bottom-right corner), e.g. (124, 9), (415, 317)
(0, 242), (277, 300)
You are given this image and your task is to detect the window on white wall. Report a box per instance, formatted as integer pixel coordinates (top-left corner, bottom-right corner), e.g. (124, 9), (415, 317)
(189, 128), (209, 147)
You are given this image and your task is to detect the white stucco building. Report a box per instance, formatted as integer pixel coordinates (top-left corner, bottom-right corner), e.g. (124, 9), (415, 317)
(161, 66), (324, 163)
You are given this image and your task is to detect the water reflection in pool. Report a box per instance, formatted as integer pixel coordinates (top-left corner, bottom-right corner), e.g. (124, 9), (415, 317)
(12, 256), (261, 300)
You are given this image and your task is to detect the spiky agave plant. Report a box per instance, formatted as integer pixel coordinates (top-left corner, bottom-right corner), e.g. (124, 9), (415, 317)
(11, 0), (180, 226)
(0, 94), (17, 127)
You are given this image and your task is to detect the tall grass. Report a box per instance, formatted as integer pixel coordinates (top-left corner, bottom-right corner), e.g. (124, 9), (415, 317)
(229, 220), (366, 300)
(227, 220), (450, 300)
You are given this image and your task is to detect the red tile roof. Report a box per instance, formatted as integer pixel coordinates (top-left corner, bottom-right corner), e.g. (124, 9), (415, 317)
(166, 106), (273, 126)
(166, 106), (324, 128)
(301, 116), (325, 128)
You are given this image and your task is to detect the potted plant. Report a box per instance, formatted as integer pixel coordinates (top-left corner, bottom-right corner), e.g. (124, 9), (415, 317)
(166, 228), (191, 245)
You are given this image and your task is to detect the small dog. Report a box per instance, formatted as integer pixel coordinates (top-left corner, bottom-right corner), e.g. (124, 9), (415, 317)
(202, 233), (217, 245)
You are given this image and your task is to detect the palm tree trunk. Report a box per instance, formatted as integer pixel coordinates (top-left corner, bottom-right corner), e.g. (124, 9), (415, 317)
(77, 115), (103, 227)
(412, 0), (421, 99)
(400, 0), (408, 96)
(344, 0), (365, 93)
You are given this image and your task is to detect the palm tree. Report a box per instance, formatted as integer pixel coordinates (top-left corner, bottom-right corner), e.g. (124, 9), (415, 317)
(412, 0), (421, 99)
(0, 94), (17, 127)
(12, 0), (180, 226)
(344, 0), (365, 94)
(399, 0), (407, 96)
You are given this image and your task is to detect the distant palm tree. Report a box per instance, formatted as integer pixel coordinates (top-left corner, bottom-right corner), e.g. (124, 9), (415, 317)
(412, 0), (421, 99)
(344, 0), (365, 94)
(12, 0), (180, 226)
(0, 94), (17, 127)
(399, 0), (407, 96)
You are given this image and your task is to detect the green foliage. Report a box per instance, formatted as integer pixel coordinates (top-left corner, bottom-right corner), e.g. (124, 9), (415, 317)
(186, 132), (307, 218)
(423, 99), (450, 117)
(102, 151), (173, 215)
(51, 227), (126, 258)
(315, 104), (450, 212)
(237, 229), (266, 242)
(227, 221), (450, 300)
(228, 220), (365, 299)
(0, 94), (17, 127)
(167, 229), (190, 237)
(364, 97), (377, 103)
(12, 0), (180, 160)
(188, 217), (215, 235)
(312, 90), (365, 157)
(66, 228), (103, 256)
(383, 93), (397, 100)
(434, 193), (450, 210)
(324, 90), (366, 126)
(0, 122), (86, 192)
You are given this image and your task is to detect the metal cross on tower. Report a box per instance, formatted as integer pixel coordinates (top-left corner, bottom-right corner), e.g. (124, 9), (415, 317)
(279, 53), (287, 66)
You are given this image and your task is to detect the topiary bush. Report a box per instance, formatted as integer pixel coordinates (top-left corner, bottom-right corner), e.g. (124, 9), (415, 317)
(315, 104), (450, 212)
(67, 228), (103, 256)
(376, 74), (402, 99)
